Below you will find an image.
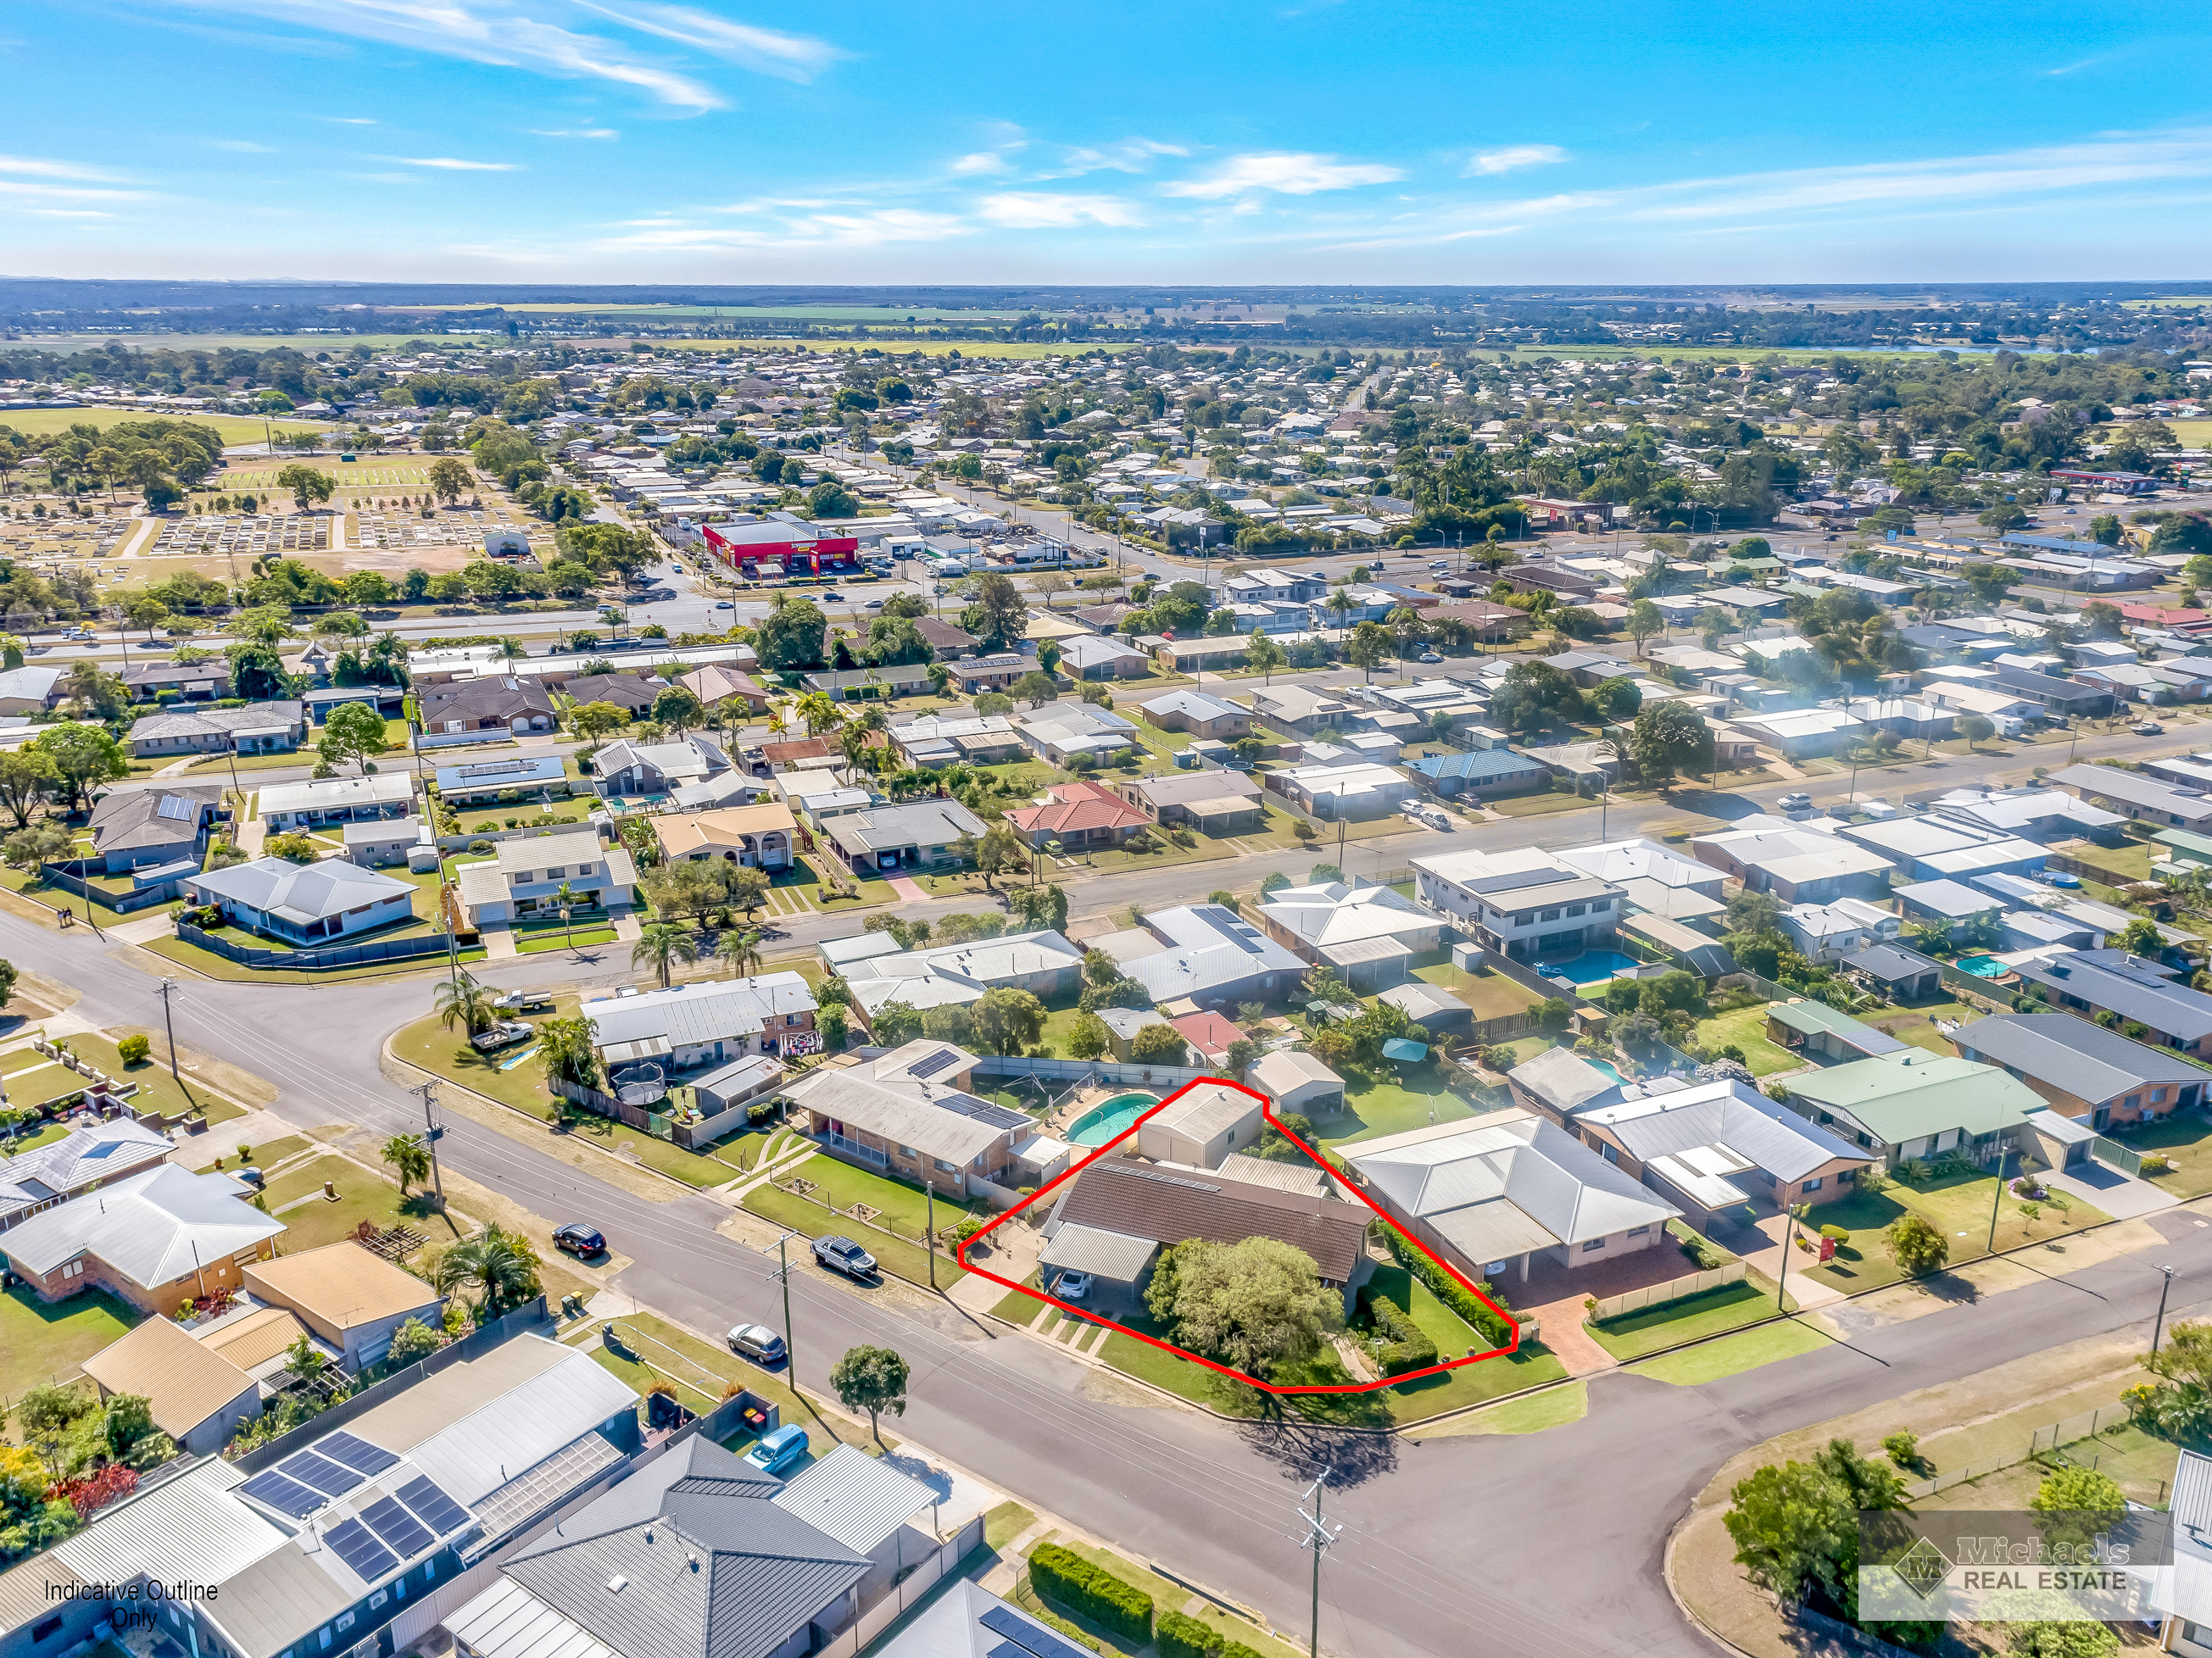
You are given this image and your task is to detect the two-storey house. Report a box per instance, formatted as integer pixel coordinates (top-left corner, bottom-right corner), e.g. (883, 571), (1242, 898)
(455, 826), (637, 928)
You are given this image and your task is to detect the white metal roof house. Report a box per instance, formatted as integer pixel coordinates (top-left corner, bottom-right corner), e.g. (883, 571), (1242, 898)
(1572, 1077), (1874, 1226)
(1106, 904), (1306, 1007)
(583, 973), (820, 1065)
(591, 736), (733, 800)
(1254, 881), (1440, 988)
(839, 928), (1084, 1019)
(454, 826), (638, 928)
(0, 1162), (284, 1315)
(183, 854), (417, 944)
(0, 1118), (175, 1229)
(258, 771), (419, 831)
(821, 799), (989, 875)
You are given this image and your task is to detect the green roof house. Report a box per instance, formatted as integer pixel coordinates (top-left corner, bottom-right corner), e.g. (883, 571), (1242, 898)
(1781, 1049), (2042, 1167)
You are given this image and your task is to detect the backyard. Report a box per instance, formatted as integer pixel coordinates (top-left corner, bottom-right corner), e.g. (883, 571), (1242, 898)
(2110, 1110), (2212, 1199)
(1317, 1066), (1480, 1146)
(1408, 960), (1547, 1022)
(0, 1283), (141, 1416)
(1688, 1005), (1802, 1077)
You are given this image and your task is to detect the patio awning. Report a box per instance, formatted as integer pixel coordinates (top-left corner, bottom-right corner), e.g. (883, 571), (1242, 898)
(1039, 1224), (1159, 1283)
(2025, 1109), (2096, 1146)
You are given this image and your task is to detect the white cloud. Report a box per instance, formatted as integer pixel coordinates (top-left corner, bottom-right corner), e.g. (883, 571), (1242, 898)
(1052, 138), (1188, 176)
(950, 152), (1009, 175)
(1160, 151), (1402, 198)
(1466, 143), (1567, 175)
(532, 128), (620, 139)
(385, 155), (522, 170)
(597, 205), (967, 251)
(0, 154), (123, 181)
(20, 209), (114, 219)
(977, 192), (1143, 229)
(572, 0), (842, 81)
(320, 116), (377, 125)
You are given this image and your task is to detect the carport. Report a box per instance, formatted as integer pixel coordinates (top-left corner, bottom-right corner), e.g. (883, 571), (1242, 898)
(1038, 1223), (1159, 1316)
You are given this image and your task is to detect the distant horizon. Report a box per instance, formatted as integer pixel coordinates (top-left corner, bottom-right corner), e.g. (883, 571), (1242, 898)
(8, 2), (2212, 282)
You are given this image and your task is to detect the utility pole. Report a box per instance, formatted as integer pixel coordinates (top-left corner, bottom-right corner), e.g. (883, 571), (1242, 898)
(410, 1080), (445, 1207)
(2154, 1264), (2178, 1354)
(1775, 1203), (1799, 1311)
(154, 977), (183, 1086)
(925, 1181), (936, 1290)
(1986, 1137), (2011, 1251)
(772, 1229), (800, 1387)
(1296, 1470), (1342, 1658)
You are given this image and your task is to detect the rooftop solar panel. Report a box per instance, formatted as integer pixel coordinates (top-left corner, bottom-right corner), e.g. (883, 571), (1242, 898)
(323, 1519), (398, 1583)
(981, 1605), (1094, 1658)
(905, 1047), (959, 1081)
(276, 1450), (365, 1498)
(237, 1471), (326, 1519)
(359, 1496), (434, 1560)
(317, 1432), (401, 1477)
(935, 1093), (1028, 1131)
(395, 1475), (472, 1537)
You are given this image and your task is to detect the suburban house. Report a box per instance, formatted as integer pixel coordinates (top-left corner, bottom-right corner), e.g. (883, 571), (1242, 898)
(1129, 1082), (1266, 1166)
(1767, 1000), (1914, 1065)
(831, 928), (1085, 1022)
(2052, 764), (2212, 833)
(0, 1118), (176, 1230)
(1780, 898), (1903, 963)
(822, 798), (990, 875)
(1780, 1050), (2042, 1166)
(1836, 815), (2046, 885)
(1250, 1049), (1347, 1118)
(1060, 633), (1151, 679)
(1113, 770), (1267, 834)
(1266, 760), (1416, 821)
(1405, 748), (1551, 801)
(892, 713), (1025, 768)
(449, 1435), (963, 1658)
(1256, 880), (1442, 989)
(1840, 943), (1946, 1000)
(1137, 690), (1253, 739)
(124, 659), (232, 701)
(434, 754), (572, 808)
(1413, 847), (1624, 966)
(802, 662), (936, 700)
(88, 783), (222, 872)
(1169, 1010), (1246, 1069)
(1949, 1011), (2208, 1129)
(79, 1314), (270, 1456)
(2007, 949), (2212, 1058)
(677, 661), (774, 713)
(649, 804), (797, 871)
(1100, 1007), (1175, 1060)
(1003, 778), (1152, 849)
(242, 1240), (447, 1370)
(182, 855), (417, 943)
(0, 665), (64, 714)
(1039, 1154), (1370, 1316)
(1555, 837), (1730, 923)
(943, 652), (1029, 694)
(1691, 821), (1896, 904)
(583, 971), (821, 1065)
(784, 1042), (1028, 1196)
(0, 1163), (284, 1313)
(1505, 1047), (1624, 1122)
(418, 676), (560, 737)
(1891, 878), (2003, 929)
(1249, 683), (1358, 735)
(591, 735), (734, 799)
(126, 700), (306, 758)
(4, 1333), (643, 1658)
(1016, 705), (1140, 768)
(259, 771), (418, 831)
(1092, 904), (1307, 1008)
(1344, 1110), (1680, 1286)
(558, 670), (664, 715)
(452, 826), (636, 928)
(1932, 784), (2126, 844)
(1569, 1079), (1875, 1228)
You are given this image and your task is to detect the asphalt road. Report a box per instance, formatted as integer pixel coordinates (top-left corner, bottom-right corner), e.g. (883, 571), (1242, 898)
(8, 908), (2212, 1658)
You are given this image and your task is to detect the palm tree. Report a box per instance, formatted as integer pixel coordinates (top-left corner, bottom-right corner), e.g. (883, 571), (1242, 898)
(552, 880), (581, 955)
(497, 637), (526, 663)
(716, 927), (762, 981)
(382, 1133), (432, 1196)
(632, 921), (698, 988)
(433, 1227), (539, 1316)
(432, 970), (496, 1035)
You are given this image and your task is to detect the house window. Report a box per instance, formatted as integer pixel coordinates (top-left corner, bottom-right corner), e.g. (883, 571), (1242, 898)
(1802, 1177), (1823, 1193)
(1628, 1225), (1650, 1236)
(1582, 1238), (1605, 1252)
(2126, 1093), (2142, 1111)
(579, 864), (594, 876)
(1589, 899), (1609, 912)
(898, 1144), (919, 1159)
(1540, 909), (1561, 923)
(933, 1159), (958, 1173)
(546, 867), (564, 880)
(1565, 904), (1585, 918)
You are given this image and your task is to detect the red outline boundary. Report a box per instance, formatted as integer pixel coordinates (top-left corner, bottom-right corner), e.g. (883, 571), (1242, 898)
(956, 1078), (1523, 1395)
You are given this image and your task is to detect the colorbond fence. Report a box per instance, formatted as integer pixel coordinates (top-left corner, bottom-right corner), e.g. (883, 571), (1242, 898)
(1585, 1261), (1748, 1322)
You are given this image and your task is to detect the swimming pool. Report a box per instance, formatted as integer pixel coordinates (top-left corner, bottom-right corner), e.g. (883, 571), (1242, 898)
(1585, 1056), (1625, 1084)
(1536, 950), (1639, 986)
(1954, 954), (2009, 978)
(1067, 1092), (1159, 1147)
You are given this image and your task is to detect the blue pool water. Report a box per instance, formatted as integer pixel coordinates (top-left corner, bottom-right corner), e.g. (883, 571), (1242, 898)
(1537, 950), (1639, 985)
(1585, 1056), (1625, 1084)
(1068, 1092), (1158, 1147)
(1954, 954), (2008, 978)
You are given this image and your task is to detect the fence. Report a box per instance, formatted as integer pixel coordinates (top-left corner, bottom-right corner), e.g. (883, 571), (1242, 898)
(1936, 961), (2014, 1012)
(1900, 1400), (2157, 1503)
(552, 1075), (660, 1133)
(38, 860), (178, 914)
(173, 918), (459, 971)
(968, 1054), (1216, 1088)
(2092, 1133), (2145, 1177)
(2045, 848), (2140, 889)
(1585, 1261), (1747, 1322)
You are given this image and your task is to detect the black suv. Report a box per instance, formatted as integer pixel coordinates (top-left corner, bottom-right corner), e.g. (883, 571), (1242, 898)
(553, 1222), (606, 1258)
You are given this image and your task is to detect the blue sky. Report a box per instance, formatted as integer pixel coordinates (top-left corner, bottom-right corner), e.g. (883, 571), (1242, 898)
(5, 0), (2211, 283)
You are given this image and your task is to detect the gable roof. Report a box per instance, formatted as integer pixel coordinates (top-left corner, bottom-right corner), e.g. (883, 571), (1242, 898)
(1576, 1078), (1871, 1184)
(89, 783), (223, 854)
(1257, 882), (1430, 950)
(80, 1316), (254, 1441)
(240, 1241), (443, 1330)
(1952, 1010), (2211, 1100)
(0, 1118), (174, 1215)
(1052, 1157), (1367, 1282)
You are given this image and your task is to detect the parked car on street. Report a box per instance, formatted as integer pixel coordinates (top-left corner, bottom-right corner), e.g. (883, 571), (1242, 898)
(812, 1235), (878, 1279)
(727, 1323), (788, 1365)
(1776, 791), (1813, 813)
(553, 1222), (605, 1258)
(2135, 721), (2165, 736)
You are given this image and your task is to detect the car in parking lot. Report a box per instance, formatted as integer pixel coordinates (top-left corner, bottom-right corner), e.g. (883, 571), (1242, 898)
(744, 1424), (809, 1476)
(727, 1323), (787, 1365)
(553, 1222), (605, 1258)
(2135, 721), (2165, 736)
(812, 1235), (878, 1279)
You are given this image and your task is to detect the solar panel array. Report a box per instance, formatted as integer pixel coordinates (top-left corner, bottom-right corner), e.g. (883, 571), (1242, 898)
(323, 1519), (398, 1583)
(237, 1471), (324, 1519)
(936, 1092), (1028, 1130)
(905, 1047), (959, 1081)
(319, 1432), (401, 1477)
(395, 1476), (472, 1537)
(282, 1450), (365, 1499)
(980, 1604), (1093, 1658)
(360, 1496), (434, 1561)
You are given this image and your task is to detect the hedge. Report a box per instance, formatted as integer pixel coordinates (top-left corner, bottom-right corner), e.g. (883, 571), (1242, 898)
(1028, 1544), (1153, 1642)
(1354, 1287), (1438, 1376)
(1157, 1608), (1265, 1658)
(1384, 1229), (1513, 1350)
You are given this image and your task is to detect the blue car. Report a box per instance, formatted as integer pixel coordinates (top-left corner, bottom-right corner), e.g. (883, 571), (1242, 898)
(744, 1424), (809, 1477)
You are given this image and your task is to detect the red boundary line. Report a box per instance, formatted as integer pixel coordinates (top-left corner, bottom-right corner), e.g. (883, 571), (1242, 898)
(956, 1078), (1524, 1395)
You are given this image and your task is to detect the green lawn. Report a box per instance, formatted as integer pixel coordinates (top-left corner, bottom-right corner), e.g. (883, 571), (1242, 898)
(1490, 793), (1598, 818)
(2109, 1113), (2212, 1198)
(144, 933), (487, 984)
(1795, 1171), (2114, 1294)
(516, 927), (618, 954)
(985, 1500), (1036, 1551)
(1320, 1068), (1479, 1146)
(1585, 1282), (1784, 1361)
(260, 1154), (465, 1255)
(1629, 1318), (1831, 1385)
(1688, 1004), (1801, 1077)
(65, 1033), (247, 1125)
(739, 1183), (965, 1290)
(1409, 961), (1545, 1022)
(781, 1151), (976, 1239)
(0, 1284), (141, 1415)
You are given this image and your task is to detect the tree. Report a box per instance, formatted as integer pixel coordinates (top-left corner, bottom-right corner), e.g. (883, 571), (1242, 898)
(1244, 630), (1288, 684)
(972, 987), (1046, 1056)
(1629, 700), (1713, 784)
(0, 749), (59, 830)
(755, 597), (829, 670)
(651, 686), (705, 732)
(317, 701), (389, 776)
(1886, 1211), (1947, 1277)
(2004, 1624), (2115, 1658)
(1723, 1459), (1857, 1606)
(538, 1014), (601, 1088)
(632, 921), (699, 988)
(730, 865), (772, 917)
(1143, 1236), (1340, 1379)
(29, 724), (125, 815)
(273, 465), (336, 510)
(1625, 598), (1664, 655)
(382, 1134), (432, 1196)
(123, 595), (170, 642)
(1346, 620), (1391, 682)
(1012, 670), (1058, 709)
(0, 960), (16, 1014)
(1959, 714), (1997, 752)
(829, 1345), (909, 1444)
(2115, 917), (2163, 956)
(3, 821), (69, 873)
(968, 572), (1029, 651)
(427, 456), (473, 505)
(716, 927), (763, 981)
(872, 1000), (922, 1047)
(432, 970), (497, 1036)
(432, 1226), (541, 1316)
(387, 1317), (443, 1364)
(2031, 1466), (2126, 1554)
(1129, 1024), (1188, 1065)
(568, 700), (628, 743)
(1068, 1011), (1111, 1060)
